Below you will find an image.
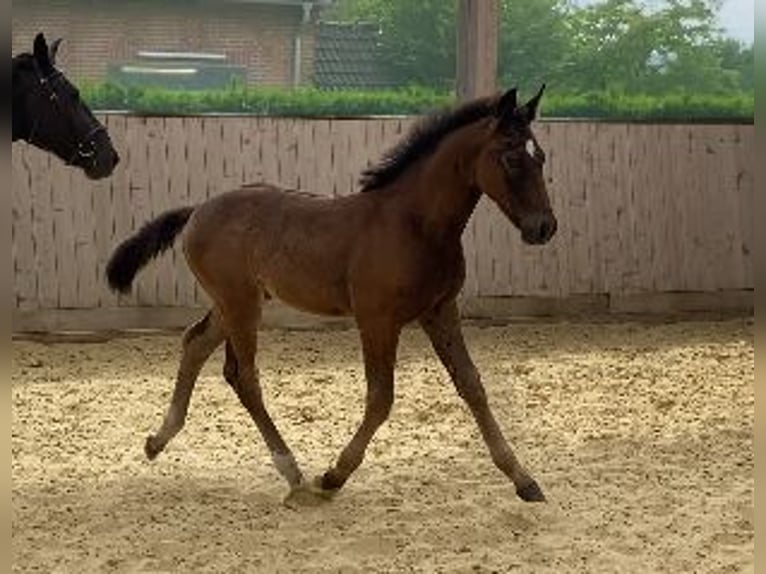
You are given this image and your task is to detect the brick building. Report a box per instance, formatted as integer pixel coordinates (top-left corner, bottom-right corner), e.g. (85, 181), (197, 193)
(12, 0), (336, 87)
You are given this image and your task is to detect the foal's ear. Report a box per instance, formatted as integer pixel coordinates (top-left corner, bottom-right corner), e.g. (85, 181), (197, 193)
(517, 83), (546, 123)
(49, 38), (63, 66)
(33, 33), (53, 70)
(496, 87), (518, 116)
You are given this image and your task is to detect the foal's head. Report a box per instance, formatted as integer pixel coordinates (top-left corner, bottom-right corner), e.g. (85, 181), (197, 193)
(12, 33), (120, 179)
(473, 86), (556, 245)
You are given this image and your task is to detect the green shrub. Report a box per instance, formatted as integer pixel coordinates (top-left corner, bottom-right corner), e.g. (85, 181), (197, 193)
(80, 83), (753, 121)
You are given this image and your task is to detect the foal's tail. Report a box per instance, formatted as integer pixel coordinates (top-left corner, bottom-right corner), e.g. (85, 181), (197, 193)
(106, 206), (195, 293)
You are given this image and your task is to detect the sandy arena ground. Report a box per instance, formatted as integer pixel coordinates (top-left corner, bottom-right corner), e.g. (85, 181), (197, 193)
(12, 319), (753, 573)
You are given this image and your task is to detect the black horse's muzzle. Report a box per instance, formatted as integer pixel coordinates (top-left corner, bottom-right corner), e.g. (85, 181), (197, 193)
(75, 127), (120, 180)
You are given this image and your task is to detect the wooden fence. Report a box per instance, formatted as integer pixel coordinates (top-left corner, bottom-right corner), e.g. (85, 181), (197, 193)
(12, 115), (754, 332)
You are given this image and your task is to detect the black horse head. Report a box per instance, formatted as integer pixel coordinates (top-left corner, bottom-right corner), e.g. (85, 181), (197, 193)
(12, 33), (119, 180)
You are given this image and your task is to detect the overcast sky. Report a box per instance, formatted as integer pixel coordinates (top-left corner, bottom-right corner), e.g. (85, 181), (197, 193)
(718, 0), (753, 43)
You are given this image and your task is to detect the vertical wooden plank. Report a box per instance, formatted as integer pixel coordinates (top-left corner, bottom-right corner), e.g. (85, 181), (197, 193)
(45, 157), (75, 308)
(669, 124), (693, 291)
(239, 116), (263, 185)
(143, 116), (174, 306)
(103, 115), (132, 308)
(350, 119), (365, 195)
(259, 117), (281, 188)
(221, 117), (244, 191)
(346, 119), (369, 195)
(544, 122), (575, 297)
(678, 125), (703, 292)
(204, 116), (226, 199)
(29, 151), (58, 310)
(625, 123), (650, 293)
(70, 166), (102, 310)
(124, 116), (155, 305)
(185, 117), (208, 306)
(326, 118), (343, 197)
(737, 125), (754, 289)
(165, 117), (194, 308)
(711, 124), (750, 291)
(565, 122), (597, 296)
(662, 124), (688, 292)
(11, 145), (36, 310)
(313, 119), (334, 197)
(280, 117), (300, 190)
(536, 121), (564, 297)
(604, 123), (635, 295)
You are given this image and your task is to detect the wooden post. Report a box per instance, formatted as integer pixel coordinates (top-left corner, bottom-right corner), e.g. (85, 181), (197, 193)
(456, 0), (499, 101)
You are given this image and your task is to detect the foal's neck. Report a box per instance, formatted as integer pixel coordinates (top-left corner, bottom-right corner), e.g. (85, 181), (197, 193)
(409, 120), (488, 241)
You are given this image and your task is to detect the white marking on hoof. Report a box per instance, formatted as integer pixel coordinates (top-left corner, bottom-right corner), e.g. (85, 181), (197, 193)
(272, 452), (303, 486)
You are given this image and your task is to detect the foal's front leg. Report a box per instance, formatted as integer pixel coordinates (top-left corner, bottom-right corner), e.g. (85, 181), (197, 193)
(317, 320), (400, 493)
(419, 299), (545, 502)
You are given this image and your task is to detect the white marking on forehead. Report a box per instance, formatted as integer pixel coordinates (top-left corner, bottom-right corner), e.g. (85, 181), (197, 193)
(525, 138), (537, 157)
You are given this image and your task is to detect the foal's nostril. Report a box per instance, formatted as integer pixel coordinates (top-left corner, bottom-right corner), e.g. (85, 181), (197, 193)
(538, 220), (551, 242)
(537, 216), (557, 243)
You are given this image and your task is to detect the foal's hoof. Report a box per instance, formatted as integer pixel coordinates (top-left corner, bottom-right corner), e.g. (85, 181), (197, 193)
(516, 480), (546, 502)
(283, 480), (335, 509)
(144, 435), (164, 460)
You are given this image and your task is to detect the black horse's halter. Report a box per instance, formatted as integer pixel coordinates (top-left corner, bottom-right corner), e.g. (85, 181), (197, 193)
(26, 66), (106, 169)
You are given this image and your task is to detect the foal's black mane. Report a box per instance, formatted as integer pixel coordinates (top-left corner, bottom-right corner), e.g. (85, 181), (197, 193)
(360, 96), (498, 192)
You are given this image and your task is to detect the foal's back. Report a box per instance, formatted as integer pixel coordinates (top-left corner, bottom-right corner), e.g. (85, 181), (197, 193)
(182, 184), (382, 316)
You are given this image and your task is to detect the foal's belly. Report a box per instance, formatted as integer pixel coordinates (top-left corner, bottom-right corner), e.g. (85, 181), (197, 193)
(261, 273), (353, 317)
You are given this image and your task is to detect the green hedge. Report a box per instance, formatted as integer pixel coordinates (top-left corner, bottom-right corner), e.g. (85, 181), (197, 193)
(80, 84), (754, 121)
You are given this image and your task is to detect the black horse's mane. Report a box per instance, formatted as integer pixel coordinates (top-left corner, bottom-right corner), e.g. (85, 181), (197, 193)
(359, 96), (498, 192)
(12, 52), (36, 74)
(12, 55), (36, 141)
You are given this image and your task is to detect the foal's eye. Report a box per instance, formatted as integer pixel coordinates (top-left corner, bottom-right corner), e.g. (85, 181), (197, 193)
(525, 140), (546, 165)
(500, 152), (523, 171)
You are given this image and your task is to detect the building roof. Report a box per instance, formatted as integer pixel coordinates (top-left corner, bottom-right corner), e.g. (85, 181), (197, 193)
(314, 21), (392, 90)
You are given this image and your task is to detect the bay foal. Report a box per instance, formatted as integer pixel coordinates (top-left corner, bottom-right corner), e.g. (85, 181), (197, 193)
(107, 87), (557, 502)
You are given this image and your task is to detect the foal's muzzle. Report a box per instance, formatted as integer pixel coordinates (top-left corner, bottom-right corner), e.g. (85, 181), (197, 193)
(521, 211), (557, 245)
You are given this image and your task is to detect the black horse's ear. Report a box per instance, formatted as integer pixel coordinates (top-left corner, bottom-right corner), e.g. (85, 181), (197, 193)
(496, 87), (518, 116)
(517, 83), (546, 122)
(33, 33), (52, 70)
(49, 38), (63, 66)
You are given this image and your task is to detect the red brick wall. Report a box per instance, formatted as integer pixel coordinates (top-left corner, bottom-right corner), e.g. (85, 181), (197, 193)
(12, 0), (319, 87)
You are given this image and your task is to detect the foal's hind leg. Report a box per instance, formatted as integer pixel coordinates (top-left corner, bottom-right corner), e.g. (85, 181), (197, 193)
(419, 299), (545, 502)
(145, 310), (225, 459)
(317, 320), (400, 493)
(221, 294), (304, 490)
(223, 340), (238, 387)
